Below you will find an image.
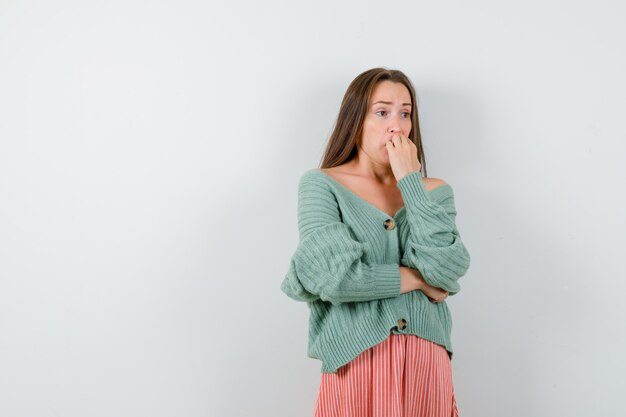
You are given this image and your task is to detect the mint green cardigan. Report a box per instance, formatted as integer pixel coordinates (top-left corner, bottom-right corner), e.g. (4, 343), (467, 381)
(280, 168), (471, 373)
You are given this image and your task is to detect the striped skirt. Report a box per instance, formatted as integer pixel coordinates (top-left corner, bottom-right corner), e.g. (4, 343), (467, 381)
(314, 332), (459, 417)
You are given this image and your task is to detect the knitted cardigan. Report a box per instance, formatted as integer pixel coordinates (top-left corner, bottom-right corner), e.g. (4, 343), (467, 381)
(280, 168), (471, 373)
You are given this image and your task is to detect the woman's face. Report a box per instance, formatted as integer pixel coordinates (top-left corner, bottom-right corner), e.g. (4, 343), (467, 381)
(359, 80), (412, 165)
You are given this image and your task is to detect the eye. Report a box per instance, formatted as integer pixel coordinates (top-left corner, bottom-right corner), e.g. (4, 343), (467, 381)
(402, 111), (411, 118)
(375, 110), (387, 117)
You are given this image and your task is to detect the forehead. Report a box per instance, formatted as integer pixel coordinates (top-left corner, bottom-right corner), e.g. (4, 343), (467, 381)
(369, 81), (411, 104)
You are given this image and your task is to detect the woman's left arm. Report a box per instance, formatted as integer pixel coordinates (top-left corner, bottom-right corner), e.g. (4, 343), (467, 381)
(397, 171), (471, 296)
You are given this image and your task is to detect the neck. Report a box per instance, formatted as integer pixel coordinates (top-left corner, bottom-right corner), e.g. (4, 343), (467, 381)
(349, 152), (395, 185)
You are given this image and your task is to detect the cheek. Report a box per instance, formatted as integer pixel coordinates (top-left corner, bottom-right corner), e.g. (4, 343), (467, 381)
(365, 126), (386, 139)
(362, 120), (375, 131)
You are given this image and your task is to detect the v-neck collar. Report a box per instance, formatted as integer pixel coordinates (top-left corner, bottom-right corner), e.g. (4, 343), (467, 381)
(313, 169), (451, 219)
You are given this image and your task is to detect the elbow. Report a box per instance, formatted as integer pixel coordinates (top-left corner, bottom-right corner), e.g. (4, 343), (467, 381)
(459, 245), (471, 275)
(430, 275), (461, 295)
(318, 292), (343, 306)
(283, 268), (343, 305)
(312, 279), (347, 306)
(280, 266), (321, 303)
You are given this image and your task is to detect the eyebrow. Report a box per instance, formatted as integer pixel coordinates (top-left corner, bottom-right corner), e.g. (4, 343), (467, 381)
(371, 100), (412, 107)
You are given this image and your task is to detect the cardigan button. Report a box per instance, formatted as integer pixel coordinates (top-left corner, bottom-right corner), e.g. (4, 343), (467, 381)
(383, 218), (395, 230)
(397, 318), (407, 330)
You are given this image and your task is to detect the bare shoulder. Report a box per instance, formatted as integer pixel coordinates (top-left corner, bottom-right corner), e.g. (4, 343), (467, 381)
(319, 164), (353, 179)
(320, 164), (349, 173)
(423, 176), (448, 192)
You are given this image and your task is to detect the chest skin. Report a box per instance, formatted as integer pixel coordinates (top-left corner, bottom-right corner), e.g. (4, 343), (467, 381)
(320, 166), (441, 219)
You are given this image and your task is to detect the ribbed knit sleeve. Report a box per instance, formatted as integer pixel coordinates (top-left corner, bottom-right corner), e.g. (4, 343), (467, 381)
(396, 170), (471, 296)
(280, 173), (402, 305)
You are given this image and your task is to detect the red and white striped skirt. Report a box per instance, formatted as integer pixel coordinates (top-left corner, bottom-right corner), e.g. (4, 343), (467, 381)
(314, 332), (459, 417)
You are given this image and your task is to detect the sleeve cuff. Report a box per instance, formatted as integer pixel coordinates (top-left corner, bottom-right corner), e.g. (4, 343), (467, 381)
(369, 263), (402, 298)
(396, 170), (429, 206)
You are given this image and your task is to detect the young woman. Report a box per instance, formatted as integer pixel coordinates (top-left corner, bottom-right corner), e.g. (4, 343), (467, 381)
(281, 67), (471, 417)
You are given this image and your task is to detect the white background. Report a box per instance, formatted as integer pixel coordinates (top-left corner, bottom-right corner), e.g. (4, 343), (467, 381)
(1, 1), (625, 416)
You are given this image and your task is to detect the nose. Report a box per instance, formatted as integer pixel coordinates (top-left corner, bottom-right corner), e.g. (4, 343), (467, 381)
(388, 125), (402, 135)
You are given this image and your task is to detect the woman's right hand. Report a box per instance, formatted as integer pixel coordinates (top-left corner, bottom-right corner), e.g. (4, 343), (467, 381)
(400, 266), (449, 303)
(420, 281), (449, 303)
